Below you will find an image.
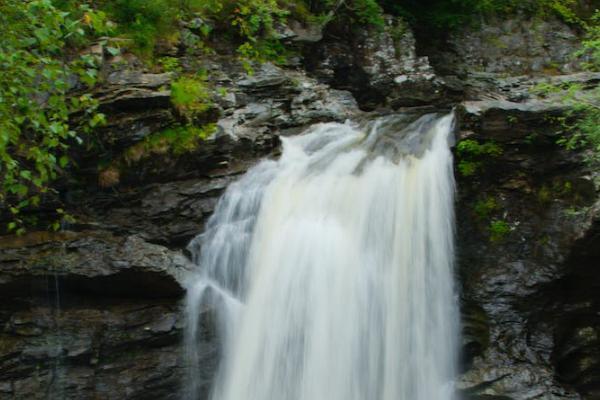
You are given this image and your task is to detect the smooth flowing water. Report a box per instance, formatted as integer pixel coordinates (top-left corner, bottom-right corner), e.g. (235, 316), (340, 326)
(183, 113), (459, 400)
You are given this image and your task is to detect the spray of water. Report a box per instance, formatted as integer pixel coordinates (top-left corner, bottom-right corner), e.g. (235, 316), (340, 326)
(183, 113), (459, 400)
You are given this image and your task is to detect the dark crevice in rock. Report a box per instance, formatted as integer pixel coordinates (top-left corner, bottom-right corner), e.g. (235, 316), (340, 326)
(0, 271), (183, 300)
(539, 218), (600, 398)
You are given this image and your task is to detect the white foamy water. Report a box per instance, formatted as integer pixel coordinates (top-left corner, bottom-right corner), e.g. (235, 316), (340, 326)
(183, 113), (459, 400)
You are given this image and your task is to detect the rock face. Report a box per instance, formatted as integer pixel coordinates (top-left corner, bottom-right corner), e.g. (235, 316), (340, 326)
(456, 97), (599, 399)
(426, 14), (584, 76)
(304, 15), (463, 109)
(0, 232), (216, 400)
(1, 10), (599, 400)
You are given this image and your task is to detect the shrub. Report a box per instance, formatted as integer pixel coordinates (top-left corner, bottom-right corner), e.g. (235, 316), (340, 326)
(353, 0), (385, 27)
(171, 75), (213, 120)
(380, 0), (580, 30)
(534, 10), (600, 164)
(0, 0), (106, 233)
(456, 139), (503, 177)
(103, 0), (179, 56)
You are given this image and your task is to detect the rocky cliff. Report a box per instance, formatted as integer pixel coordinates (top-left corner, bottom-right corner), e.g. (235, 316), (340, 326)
(1, 11), (599, 400)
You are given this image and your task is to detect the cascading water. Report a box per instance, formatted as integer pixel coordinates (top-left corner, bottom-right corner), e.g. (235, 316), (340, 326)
(183, 112), (460, 400)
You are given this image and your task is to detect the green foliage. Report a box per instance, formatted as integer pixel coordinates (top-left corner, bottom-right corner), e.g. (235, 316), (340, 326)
(489, 219), (511, 242)
(144, 124), (217, 155)
(158, 57), (182, 73)
(457, 139), (503, 157)
(381, 0), (580, 30)
(98, 0), (291, 65)
(524, 132), (540, 145)
(0, 0), (107, 233)
(231, 0), (287, 39)
(229, 0), (290, 69)
(578, 11), (600, 71)
(532, 12), (600, 164)
(97, 123), (217, 188)
(473, 196), (498, 220)
(536, 0), (580, 25)
(125, 124), (217, 164)
(563, 10), (600, 163)
(456, 139), (503, 176)
(352, 0), (385, 27)
(537, 180), (573, 205)
(171, 75), (213, 121)
(471, 194), (514, 242)
(102, 0), (179, 56)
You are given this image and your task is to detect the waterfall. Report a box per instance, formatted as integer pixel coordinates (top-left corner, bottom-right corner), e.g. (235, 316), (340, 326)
(183, 112), (459, 400)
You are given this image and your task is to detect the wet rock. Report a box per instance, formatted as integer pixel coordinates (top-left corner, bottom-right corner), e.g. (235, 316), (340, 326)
(216, 63), (359, 145)
(106, 71), (173, 88)
(0, 233), (188, 298)
(428, 15), (584, 76)
(84, 173), (243, 247)
(305, 15), (462, 109)
(290, 86), (358, 126)
(456, 95), (599, 399)
(459, 99), (566, 141)
(97, 88), (172, 113)
(0, 297), (216, 400)
(236, 63), (291, 90)
(0, 229), (216, 400)
(288, 19), (323, 43)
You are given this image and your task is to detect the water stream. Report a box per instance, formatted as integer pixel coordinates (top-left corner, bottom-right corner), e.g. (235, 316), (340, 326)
(183, 112), (459, 400)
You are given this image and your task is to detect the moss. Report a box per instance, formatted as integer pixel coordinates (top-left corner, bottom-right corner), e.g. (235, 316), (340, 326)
(537, 185), (553, 205)
(144, 124), (217, 155)
(124, 124), (217, 164)
(536, 179), (576, 206)
(103, 123), (216, 185)
(458, 160), (481, 177)
(489, 219), (511, 242)
(473, 196), (498, 220)
(456, 139), (503, 177)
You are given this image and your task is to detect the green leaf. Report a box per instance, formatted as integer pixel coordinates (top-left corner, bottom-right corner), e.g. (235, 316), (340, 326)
(11, 184), (28, 197)
(106, 46), (120, 56)
(59, 156), (69, 168)
(19, 170), (32, 180)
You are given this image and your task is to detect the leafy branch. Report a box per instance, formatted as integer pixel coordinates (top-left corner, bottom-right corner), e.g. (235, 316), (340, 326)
(0, 0), (109, 234)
